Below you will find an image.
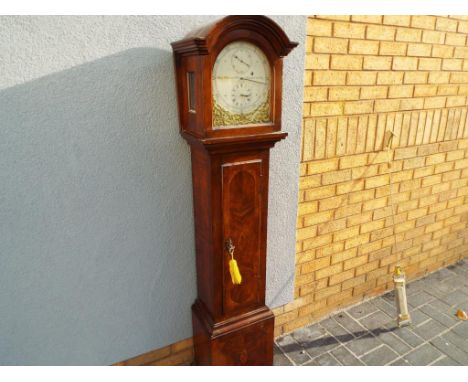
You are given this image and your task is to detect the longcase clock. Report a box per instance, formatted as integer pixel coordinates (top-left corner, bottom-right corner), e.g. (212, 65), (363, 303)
(171, 15), (297, 366)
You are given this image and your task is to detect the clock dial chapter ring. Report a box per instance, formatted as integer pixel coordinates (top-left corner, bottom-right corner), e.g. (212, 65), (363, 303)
(212, 41), (271, 126)
(231, 81), (254, 113)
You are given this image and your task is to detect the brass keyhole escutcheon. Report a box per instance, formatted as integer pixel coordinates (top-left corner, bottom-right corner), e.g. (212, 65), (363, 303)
(225, 238), (235, 256)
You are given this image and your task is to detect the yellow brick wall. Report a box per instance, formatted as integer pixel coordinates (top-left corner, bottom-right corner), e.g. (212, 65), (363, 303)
(273, 15), (468, 337)
(114, 337), (193, 366)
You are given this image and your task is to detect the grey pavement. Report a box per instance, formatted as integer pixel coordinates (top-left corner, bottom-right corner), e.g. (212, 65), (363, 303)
(274, 259), (468, 366)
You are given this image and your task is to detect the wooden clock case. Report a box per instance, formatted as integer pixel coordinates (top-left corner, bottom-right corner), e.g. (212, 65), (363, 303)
(171, 16), (297, 366)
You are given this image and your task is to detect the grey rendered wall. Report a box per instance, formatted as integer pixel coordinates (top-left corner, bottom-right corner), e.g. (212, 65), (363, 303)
(0, 16), (306, 365)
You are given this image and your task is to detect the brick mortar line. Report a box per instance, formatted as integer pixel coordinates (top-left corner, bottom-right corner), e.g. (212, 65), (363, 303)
(308, 68), (468, 73)
(311, 16), (468, 34)
(308, 28), (468, 46)
(305, 83), (468, 89)
(308, 30), (468, 43)
(300, 153), (468, 172)
(300, 147), (468, 167)
(299, 182), (468, 212)
(301, 241), (466, 282)
(306, 97), (468, 105)
(309, 40), (468, 52)
(307, 50), (468, 57)
(305, 103), (468, 119)
(303, 105), (468, 121)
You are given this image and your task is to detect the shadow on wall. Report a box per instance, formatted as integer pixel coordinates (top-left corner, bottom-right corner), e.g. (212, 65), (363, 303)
(0, 48), (196, 365)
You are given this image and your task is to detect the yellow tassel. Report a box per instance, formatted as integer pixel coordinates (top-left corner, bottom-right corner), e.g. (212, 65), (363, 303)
(229, 258), (242, 285)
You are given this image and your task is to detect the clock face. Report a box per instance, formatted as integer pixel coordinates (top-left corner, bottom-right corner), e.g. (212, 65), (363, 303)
(212, 41), (271, 128)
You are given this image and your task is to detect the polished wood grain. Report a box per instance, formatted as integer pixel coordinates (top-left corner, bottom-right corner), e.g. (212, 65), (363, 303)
(172, 16), (297, 366)
(222, 159), (263, 316)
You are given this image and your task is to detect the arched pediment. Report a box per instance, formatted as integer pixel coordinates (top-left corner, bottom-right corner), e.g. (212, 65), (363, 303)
(172, 16), (298, 58)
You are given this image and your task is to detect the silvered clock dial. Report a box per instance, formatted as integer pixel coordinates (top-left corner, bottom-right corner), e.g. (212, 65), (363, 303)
(212, 41), (271, 127)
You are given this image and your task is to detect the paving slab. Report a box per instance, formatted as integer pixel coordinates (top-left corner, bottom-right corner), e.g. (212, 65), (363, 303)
(424, 268), (457, 282)
(442, 330), (468, 354)
(302, 334), (340, 359)
(442, 275), (468, 290)
(382, 291), (395, 304)
(428, 299), (453, 315)
(443, 289), (468, 307)
(432, 356), (459, 366)
(274, 262), (468, 366)
(347, 301), (378, 320)
(389, 357), (411, 366)
(374, 331), (412, 355)
(370, 297), (396, 318)
(448, 264), (468, 279)
(450, 323), (468, 340)
(345, 333), (383, 357)
(419, 304), (458, 328)
(360, 312), (394, 336)
(430, 335), (468, 365)
(403, 343), (444, 366)
(408, 309), (431, 327)
(291, 324), (327, 345)
(361, 345), (399, 366)
(276, 335), (311, 365)
(273, 345), (293, 366)
(384, 323), (425, 348)
(412, 319), (447, 341)
(332, 312), (368, 337)
(407, 291), (435, 309)
(330, 345), (364, 366)
(406, 280), (426, 295)
(305, 352), (341, 366)
(319, 317), (354, 342)
(425, 282), (456, 299)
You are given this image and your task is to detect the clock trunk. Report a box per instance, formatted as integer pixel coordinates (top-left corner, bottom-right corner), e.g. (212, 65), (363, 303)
(188, 139), (280, 365)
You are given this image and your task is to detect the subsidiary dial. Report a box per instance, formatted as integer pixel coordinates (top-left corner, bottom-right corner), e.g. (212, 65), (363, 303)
(231, 81), (254, 111)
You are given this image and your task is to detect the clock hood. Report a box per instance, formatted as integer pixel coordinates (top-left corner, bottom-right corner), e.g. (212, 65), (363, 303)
(171, 15), (298, 58)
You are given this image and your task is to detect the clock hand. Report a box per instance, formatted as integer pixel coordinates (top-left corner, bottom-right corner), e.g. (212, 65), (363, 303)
(240, 77), (266, 85)
(233, 55), (250, 67)
(214, 76), (265, 80)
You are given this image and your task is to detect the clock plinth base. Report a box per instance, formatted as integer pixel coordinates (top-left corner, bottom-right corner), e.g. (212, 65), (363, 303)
(191, 300), (274, 366)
